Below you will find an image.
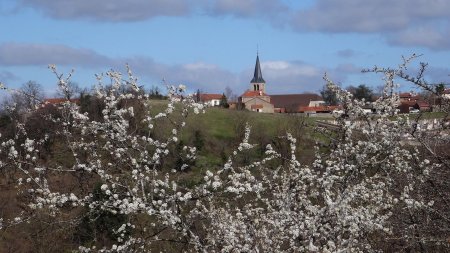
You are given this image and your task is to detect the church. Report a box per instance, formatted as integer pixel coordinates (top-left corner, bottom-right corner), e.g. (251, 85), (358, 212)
(239, 54), (326, 113)
(239, 54), (275, 113)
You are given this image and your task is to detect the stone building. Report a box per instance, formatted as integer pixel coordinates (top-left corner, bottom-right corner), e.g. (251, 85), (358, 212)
(239, 54), (327, 114)
(239, 54), (274, 113)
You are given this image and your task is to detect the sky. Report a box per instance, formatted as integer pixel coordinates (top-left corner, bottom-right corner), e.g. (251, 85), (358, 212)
(0, 0), (449, 97)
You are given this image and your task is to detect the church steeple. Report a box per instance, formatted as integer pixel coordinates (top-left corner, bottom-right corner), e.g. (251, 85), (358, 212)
(250, 53), (266, 93)
(251, 53), (265, 84)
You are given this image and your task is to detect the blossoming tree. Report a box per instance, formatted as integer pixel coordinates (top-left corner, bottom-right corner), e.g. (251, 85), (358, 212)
(0, 56), (448, 252)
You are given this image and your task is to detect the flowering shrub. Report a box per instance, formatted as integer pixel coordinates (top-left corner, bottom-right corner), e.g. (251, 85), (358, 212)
(0, 56), (449, 252)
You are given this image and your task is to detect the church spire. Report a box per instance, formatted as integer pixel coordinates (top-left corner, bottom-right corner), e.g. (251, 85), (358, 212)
(251, 53), (265, 83)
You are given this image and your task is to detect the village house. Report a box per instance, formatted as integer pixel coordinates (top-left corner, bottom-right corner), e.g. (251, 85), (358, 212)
(197, 93), (223, 106)
(271, 94), (331, 113)
(399, 92), (421, 102)
(398, 92), (430, 113)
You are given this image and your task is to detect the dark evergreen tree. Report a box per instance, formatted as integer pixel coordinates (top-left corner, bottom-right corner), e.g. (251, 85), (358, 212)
(355, 84), (374, 101)
(320, 84), (339, 105)
(347, 84), (374, 102)
(196, 89), (201, 103)
(219, 93), (229, 108)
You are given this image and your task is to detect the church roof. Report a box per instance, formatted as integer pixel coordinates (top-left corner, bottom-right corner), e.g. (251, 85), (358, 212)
(241, 90), (269, 97)
(251, 54), (265, 83)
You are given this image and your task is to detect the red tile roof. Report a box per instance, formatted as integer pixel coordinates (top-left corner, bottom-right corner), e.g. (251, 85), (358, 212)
(270, 94), (323, 113)
(416, 101), (430, 108)
(399, 92), (413, 98)
(399, 92), (420, 100)
(299, 105), (342, 113)
(241, 90), (268, 97)
(44, 98), (80, 104)
(199, 94), (222, 101)
(399, 100), (430, 110)
(400, 101), (417, 106)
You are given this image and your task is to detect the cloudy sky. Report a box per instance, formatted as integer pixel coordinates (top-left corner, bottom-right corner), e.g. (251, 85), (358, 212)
(1, 0), (449, 96)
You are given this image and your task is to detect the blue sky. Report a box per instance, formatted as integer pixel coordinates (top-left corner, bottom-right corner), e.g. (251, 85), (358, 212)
(1, 0), (449, 97)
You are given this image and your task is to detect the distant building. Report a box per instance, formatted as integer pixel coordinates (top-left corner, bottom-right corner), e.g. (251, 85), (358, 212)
(399, 92), (420, 102)
(43, 98), (80, 106)
(198, 93), (223, 106)
(238, 54), (326, 114)
(228, 102), (237, 109)
(271, 94), (325, 113)
(397, 92), (431, 113)
(399, 100), (431, 113)
(239, 54), (274, 113)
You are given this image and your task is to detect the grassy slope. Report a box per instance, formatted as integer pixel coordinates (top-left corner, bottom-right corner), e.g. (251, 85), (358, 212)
(172, 107), (318, 187)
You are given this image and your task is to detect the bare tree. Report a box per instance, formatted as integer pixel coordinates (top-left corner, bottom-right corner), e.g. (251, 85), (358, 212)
(224, 86), (237, 102)
(8, 80), (44, 113)
(56, 81), (81, 100)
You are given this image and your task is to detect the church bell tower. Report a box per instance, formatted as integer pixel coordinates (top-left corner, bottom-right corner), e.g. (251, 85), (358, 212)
(250, 53), (265, 93)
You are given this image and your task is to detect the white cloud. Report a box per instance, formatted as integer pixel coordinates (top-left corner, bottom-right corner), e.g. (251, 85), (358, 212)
(244, 60), (357, 94)
(290, 0), (450, 50)
(19, 0), (288, 22)
(291, 0), (450, 33)
(19, 0), (191, 21)
(119, 58), (239, 93)
(0, 42), (238, 92)
(261, 61), (290, 70)
(17, 0), (450, 50)
(207, 0), (288, 21)
(0, 43), (110, 66)
(387, 25), (450, 50)
(335, 63), (360, 74)
(262, 61), (320, 77)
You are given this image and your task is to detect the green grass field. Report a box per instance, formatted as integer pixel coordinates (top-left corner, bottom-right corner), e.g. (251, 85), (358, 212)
(145, 101), (320, 181)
